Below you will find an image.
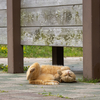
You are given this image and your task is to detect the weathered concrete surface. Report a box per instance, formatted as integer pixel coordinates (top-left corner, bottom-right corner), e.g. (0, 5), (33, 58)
(0, 57), (100, 100)
(0, 72), (100, 100)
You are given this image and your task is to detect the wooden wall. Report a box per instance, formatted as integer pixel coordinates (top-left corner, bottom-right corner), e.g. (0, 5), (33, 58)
(0, 0), (83, 47)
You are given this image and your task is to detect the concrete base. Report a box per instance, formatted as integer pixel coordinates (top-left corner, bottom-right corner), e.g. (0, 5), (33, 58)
(0, 72), (100, 100)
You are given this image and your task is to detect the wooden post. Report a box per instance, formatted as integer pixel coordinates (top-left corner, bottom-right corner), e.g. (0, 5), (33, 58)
(52, 47), (64, 65)
(7, 0), (23, 73)
(83, 0), (100, 79)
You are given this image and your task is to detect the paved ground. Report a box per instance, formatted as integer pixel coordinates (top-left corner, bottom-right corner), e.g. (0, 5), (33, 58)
(0, 57), (100, 100)
(0, 72), (100, 100)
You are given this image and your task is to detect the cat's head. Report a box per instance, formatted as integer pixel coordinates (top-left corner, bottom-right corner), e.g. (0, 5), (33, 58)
(58, 70), (76, 83)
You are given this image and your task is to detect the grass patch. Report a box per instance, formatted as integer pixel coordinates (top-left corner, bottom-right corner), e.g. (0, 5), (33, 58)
(64, 47), (83, 57)
(42, 92), (53, 96)
(43, 89), (46, 92)
(0, 90), (8, 93)
(19, 84), (23, 86)
(65, 97), (71, 99)
(78, 78), (100, 83)
(0, 45), (83, 58)
(23, 46), (52, 58)
(57, 94), (64, 98)
(38, 92), (71, 99)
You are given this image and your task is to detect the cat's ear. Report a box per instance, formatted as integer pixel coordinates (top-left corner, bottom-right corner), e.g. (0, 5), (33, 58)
(30, 68), (35, 73)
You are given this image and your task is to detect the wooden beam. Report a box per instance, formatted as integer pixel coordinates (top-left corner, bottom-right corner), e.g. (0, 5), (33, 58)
(52, 47), (64, 65)
(83, 0), (100, 79)
(7, 0), (23, 73)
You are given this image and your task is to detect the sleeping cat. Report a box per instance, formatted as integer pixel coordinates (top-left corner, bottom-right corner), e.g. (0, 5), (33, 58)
(26, 62), (76, 85)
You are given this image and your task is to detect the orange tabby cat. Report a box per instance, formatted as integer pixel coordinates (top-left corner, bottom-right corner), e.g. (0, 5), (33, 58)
(26, 62), (72, 85)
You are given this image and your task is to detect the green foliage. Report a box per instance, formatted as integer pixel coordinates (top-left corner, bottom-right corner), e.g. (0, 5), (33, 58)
(0, 64), (8, 72)
(64, 47), (83, 57)
(39, 92), (71, 99)
(23, 46), (52, 58)
(19, 84), (23, 86)
(0, 64), (30, 72)
(24, 66), (30, 71)
(78, 78), (100, 83)
(65, 96), (71, 99)
(43, 89), (46, 92)
(0, 45), (8, 57)
(0, 45), (83, 58)
(57, 94), (64, 98)
(23, 46), (83, 57)
(42, 92), (53, 96)
(0, 90), (8, 93)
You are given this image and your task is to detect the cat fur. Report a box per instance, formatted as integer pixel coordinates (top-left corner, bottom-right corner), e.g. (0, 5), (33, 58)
(26, 62), (76, 85)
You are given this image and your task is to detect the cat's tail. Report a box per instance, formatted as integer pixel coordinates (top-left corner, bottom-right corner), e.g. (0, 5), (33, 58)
(29, 80), (59, 85)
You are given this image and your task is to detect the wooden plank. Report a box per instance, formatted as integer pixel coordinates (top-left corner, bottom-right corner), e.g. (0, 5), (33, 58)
(0, 28), (7, 44)
(0, 10), (7, 26)
(21, 0), (82, 8)
(0, 0), (7, 9)
(21, 5), (82, 26)
(21, 27), (83, 47)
